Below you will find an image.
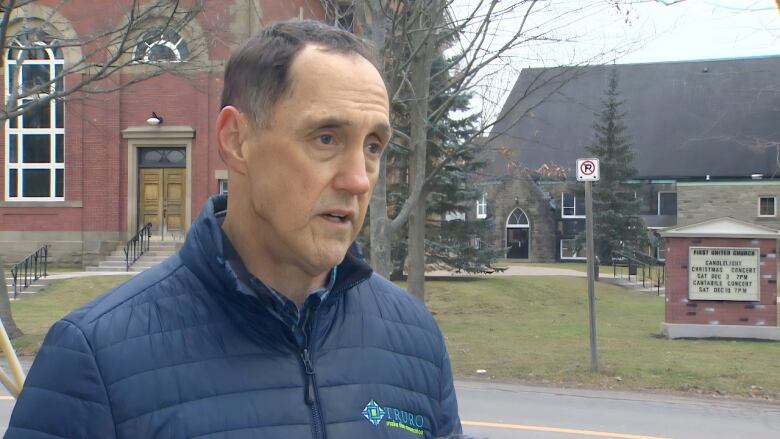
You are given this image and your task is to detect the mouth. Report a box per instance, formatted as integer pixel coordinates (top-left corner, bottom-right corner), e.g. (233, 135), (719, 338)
(320, 210), (353, 226)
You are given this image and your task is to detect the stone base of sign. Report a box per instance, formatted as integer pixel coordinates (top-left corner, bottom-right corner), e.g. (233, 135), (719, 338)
(661, 322), (780, 341)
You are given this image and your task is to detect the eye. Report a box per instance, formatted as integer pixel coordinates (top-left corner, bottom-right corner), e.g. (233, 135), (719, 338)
(319, 134), (334, 145)
(366, 142), (383, 155)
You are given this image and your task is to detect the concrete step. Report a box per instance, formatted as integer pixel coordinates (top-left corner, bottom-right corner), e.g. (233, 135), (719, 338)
(149, 242), (181, 247)
(86, 258), (168, 272)
(601, 276), (664, 293)
(4, 276), (52, 296)
(147, 248), (179, 253)
(7, 287), (45, 295)
(86, 241), (180, 274)
(85, 266), (147, 273)
(6, 284), (45, 292)
(110, 250), (176, 257)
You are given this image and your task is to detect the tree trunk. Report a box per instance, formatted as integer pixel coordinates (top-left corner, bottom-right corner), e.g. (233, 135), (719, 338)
(369, 157), (393, 278)
(407, 188), (427, 301)
(0, 257), (23, 339)
(404, 2), (440, 302)
(356, 0), (395, 278)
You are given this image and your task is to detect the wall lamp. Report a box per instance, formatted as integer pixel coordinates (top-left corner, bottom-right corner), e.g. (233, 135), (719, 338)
(146, 112), (164, 126)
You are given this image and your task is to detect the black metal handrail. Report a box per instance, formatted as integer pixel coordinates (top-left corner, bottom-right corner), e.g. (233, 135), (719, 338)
(10, 245), (48, 299)
(612, 247), (665, 295)
(124, 223), (153, 271)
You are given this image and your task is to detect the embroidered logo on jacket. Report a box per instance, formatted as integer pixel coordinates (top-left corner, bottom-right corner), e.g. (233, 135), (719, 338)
(362, 400), (425, 436)
(362, 400), (385, 426)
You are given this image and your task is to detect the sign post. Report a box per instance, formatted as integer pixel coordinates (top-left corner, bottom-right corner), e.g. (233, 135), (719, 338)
(577, 158), (600, 372)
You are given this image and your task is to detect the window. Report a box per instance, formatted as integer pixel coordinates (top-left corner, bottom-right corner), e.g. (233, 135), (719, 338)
(139, 147), (186, 167)
(218, 179), (228, 195)
(506, 208), (529, 226)
(134, 28), (189, 63)
(476, 193), (487, 219)
(5, 31), (65, 201)
(561, 193), (585, 218)
(560, 239), (584, 260)
(658, 192), (677, 215)
(758, 196), (776, 217)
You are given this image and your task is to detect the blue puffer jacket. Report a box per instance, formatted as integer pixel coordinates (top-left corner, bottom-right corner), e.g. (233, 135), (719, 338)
(6, 196), (461, 438)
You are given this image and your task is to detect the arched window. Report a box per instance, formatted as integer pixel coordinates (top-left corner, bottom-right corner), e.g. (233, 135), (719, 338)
(506, 208), (529, 227)
(134, 28), (189, 63)
(5, 30), (65, 200)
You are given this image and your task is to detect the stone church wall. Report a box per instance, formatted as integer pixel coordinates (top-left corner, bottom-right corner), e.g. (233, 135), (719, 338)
(482, 172), (557, 262)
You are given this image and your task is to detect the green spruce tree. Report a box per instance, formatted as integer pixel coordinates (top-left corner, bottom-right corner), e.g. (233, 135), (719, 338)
(585, 68), (648, 261)
(383, 56), (502, 276)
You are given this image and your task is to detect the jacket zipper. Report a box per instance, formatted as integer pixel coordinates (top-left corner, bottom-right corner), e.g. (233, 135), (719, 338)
(300, 304), (325, 439)
(299, 274), (370, 439)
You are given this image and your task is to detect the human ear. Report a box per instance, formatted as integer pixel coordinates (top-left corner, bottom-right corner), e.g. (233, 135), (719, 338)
(217, 106), (250, 176)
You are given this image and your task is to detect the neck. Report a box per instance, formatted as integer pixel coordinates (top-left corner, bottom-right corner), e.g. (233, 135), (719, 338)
(221, 212), (328, 306)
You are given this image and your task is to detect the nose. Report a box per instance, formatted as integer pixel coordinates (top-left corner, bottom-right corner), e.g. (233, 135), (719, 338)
(333, 146), (371, 196)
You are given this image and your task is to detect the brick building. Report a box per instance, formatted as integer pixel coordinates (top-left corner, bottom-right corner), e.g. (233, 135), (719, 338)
(0, 0), (343, 266)
(479, 56), (780, 262)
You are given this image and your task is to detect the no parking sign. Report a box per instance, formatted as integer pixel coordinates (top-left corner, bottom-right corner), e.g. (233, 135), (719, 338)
(576, 157), (599, 371)
(576, 158), (600, 181)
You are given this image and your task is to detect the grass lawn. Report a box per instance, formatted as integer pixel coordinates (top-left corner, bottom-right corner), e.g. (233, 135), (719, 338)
(413, 276), (780, 401)
(10, 275), (131, 355)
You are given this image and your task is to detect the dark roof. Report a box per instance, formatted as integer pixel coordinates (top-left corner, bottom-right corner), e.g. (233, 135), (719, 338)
(487, 56), (780, 179)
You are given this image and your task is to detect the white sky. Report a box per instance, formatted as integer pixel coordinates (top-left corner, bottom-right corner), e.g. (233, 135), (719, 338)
(449, 0), (780, 124)
(572, 0), (779, 64)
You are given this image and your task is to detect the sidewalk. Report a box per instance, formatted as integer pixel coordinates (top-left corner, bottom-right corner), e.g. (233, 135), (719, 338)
(426, 265), (612, 278)
(43, 271), (136, 280)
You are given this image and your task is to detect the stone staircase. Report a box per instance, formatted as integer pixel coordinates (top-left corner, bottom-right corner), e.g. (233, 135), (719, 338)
(4, 274), (52, 298)
(86, 241), (181, 273)
(601, 274), (665, 295)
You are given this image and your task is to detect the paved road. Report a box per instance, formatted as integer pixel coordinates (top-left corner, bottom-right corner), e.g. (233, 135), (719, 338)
(457, 381), (780, 438)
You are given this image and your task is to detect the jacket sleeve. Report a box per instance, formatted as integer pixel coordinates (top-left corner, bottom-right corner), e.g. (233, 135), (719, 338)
(5, 320), (116, 439)
(436, 339), (462, 437)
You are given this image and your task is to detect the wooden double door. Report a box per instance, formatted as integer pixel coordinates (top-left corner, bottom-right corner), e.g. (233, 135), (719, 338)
(139, 168), (185, 238)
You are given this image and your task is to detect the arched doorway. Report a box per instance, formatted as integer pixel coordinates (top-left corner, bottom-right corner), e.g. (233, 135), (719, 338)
(506, 208), (530, 259)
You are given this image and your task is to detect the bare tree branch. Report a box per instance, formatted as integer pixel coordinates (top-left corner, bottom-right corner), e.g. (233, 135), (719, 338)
(0, 0), (206, 121)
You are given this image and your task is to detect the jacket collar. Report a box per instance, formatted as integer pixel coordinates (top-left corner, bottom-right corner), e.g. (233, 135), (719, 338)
(179, 195), (373, 308)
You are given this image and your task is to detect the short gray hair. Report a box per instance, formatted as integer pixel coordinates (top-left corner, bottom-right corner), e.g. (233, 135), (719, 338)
(221, 20), (378, 128)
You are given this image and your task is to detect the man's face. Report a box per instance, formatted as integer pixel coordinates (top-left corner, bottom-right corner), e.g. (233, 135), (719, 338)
(240, 45), (390, 276)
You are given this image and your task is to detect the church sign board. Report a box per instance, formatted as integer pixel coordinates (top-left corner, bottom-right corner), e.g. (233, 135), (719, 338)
(688, 247), (759, 301)
(660, 217), (780, 341)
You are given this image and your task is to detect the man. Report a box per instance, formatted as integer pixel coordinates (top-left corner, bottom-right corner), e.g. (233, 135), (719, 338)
(6, 20), (461, 438)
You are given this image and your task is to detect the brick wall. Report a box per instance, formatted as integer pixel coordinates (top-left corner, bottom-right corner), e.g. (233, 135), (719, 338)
(665, 237), (778, 326)
(0, 0), (326, 263)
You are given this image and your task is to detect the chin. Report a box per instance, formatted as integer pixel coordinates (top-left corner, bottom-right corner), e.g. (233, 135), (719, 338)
(305, 243), (349, 272)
